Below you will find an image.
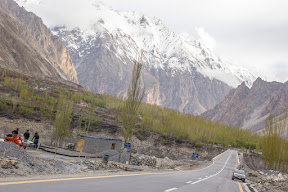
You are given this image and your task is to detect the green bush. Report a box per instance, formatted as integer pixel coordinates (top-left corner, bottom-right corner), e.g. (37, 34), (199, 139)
(13, 78), (23, 91)
(81, 117), (100, 126)
(47, 96), (57, 105)
(20, 85), (29, 100)
(0, 100), (8, 110)
(91, 119), (100, 126)
(53, 86), (62, 93)
(40, 107), (53, 117)
(18, 105), (34, 117)
(3, 77), (11, 87)
(71, 93), (81, 103)
(95, 100), (106, 108)
(195, 141), (204, 148)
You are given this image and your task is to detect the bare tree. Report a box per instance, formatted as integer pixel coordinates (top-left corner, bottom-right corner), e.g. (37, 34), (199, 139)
(121, 53), (145, 143)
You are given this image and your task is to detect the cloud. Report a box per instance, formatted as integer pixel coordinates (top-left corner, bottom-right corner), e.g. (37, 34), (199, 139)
(195, 27), (216, 50)
(17, 0), (107, 29)
(272, 62), (288, 82)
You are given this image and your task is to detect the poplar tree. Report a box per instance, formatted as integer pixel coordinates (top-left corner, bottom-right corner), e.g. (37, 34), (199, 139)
(54, 93), (73, 146)
(262, 112), (288, 170)
(121, 54), (145, 143)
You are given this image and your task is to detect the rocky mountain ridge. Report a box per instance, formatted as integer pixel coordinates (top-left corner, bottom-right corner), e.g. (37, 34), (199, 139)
(203, 78), (288, 132)
(0, 0), (78, 84)
(15, 0), (257, 114)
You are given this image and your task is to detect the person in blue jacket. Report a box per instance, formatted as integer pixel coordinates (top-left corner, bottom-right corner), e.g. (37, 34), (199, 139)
(32, 132), (39, 148)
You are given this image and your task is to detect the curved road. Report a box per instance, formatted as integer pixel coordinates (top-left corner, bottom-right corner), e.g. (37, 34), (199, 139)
(0, 150), (246, 192)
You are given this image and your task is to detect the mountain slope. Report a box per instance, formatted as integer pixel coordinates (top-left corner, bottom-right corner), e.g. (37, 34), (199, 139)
(202, 78), (288, 132)
(16, 0), (257, 114)
(0, 0), (78, 83)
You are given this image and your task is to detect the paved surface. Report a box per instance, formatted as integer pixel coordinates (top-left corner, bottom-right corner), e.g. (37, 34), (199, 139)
(0, 150), (246, 192)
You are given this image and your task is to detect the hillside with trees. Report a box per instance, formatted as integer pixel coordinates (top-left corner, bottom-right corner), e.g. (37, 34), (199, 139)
(0, 67), (259, 151)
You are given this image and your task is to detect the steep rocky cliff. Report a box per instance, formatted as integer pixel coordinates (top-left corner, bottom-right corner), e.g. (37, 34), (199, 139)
(59, 28), (231, 114)
(203, 78), (288, 132)
(0, 0), (78, 83)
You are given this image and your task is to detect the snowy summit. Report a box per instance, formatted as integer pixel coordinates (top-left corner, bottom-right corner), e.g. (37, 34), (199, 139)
(16, 0), (256, 88)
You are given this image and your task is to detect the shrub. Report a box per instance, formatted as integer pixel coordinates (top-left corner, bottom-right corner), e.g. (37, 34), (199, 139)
(13, 78), (23, 91)
(40, 107), (53, 117)
(3, 77), (11, 87)
(47, 96), (57, 105)
(20, 85), (29, 100)
(18, 105), (34, 117)
(81, 117), (100, 126)
(0, 100), (8, 110)
(95, 100), (106, 108)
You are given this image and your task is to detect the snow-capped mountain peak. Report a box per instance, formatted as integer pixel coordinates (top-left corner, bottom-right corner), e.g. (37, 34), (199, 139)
(14, 0), (261, 114)
(16, 0), (256, 88)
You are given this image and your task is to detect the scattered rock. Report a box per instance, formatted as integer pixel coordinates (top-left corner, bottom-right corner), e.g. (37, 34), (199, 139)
(130, 154), (157, 167)
(0, 158), (19, 169)
(65, 143), (75, 150)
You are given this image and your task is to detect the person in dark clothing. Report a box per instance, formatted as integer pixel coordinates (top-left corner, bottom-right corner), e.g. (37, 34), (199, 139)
(12, 128), (19, 135)
(23, 130), (30, 142)
(32, 132), (40, 149)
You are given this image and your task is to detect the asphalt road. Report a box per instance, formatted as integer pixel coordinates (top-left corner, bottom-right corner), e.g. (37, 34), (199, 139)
(0, 150), (246, 192)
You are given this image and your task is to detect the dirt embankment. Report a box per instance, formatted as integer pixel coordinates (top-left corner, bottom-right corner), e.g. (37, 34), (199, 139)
(244, 153), (266, 170)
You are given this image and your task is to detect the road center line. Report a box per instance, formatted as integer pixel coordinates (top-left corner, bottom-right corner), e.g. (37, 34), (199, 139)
(235, 151), (245, 192)
(237, 181), (244, 192)
(191, 151), (232, 185)
(186, 181), (192, 184)
(164, 187), (177, 192)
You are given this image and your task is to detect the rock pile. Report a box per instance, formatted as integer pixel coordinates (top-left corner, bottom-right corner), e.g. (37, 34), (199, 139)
(0, 142), (33, 163)
(130, 154), (157, 167)
(246, 169), (288, 192)
(98, 150), (131, 164)
(0, 158), (19, 169)
(155, 157), (182, 169)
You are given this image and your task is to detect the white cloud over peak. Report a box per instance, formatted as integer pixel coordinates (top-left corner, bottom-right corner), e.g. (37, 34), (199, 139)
(195, 27), (216, 51)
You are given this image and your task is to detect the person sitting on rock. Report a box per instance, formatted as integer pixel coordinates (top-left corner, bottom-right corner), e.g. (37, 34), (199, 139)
(32, 132), (39, 149)
(12, 128), (19, 135)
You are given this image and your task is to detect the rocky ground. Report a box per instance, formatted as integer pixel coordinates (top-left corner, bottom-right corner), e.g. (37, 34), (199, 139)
(0, 142), (198, 177)
(243, 153), (288, 192)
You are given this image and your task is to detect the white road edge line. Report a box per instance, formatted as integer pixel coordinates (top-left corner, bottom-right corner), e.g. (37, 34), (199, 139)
(164, 188), (177, 192)
(236, 151), (240, 166)
(186, 181), (192, 184)
(191, 151), (233, 185)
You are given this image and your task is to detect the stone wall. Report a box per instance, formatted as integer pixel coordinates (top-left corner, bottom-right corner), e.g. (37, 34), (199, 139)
(77, 136), (122, 154)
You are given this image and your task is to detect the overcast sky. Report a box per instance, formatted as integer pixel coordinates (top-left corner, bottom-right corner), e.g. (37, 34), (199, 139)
(103, 0), (288, 82)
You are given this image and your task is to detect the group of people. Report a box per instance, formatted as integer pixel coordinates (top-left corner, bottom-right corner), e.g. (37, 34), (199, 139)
(12, 128), (40, 148)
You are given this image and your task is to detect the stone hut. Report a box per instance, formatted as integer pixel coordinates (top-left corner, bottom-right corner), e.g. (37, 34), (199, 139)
(75, 134), (122, 154)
